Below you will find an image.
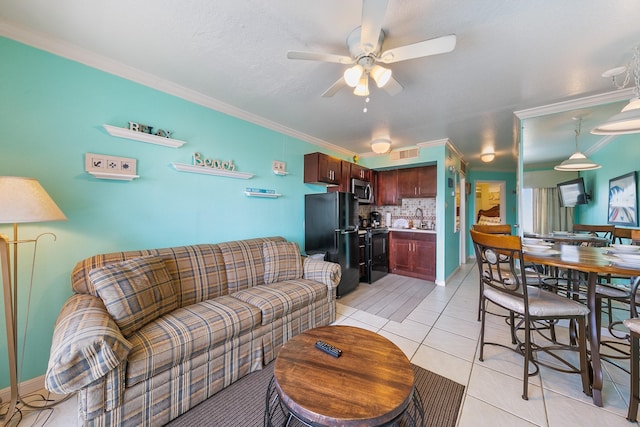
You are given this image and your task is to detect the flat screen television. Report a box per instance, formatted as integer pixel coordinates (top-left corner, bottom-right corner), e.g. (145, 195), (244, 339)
(557, 177), (588, 207)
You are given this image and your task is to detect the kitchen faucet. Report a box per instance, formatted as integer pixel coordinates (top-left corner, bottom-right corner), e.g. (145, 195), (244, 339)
(415, 207), (424, 227)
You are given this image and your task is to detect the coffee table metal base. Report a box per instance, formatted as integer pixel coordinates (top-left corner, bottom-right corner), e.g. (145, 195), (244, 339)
(264, 375), (425, 427)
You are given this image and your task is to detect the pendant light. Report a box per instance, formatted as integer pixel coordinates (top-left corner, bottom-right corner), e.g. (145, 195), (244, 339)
(555, 117), (601, 171)
(592, 46), (640, 135)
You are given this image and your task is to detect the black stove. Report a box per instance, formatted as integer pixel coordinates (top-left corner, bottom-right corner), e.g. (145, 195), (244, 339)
(362, 227), (389, 283)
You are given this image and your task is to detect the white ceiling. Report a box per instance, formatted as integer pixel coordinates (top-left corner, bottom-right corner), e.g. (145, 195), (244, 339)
(1, 0), (639, 170)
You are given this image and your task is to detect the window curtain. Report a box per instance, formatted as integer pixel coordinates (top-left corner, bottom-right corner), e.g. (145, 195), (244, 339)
(532, 187), (574, 234)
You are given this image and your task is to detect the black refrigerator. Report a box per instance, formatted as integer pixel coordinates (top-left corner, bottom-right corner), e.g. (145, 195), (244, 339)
(304, 192), (360, 297)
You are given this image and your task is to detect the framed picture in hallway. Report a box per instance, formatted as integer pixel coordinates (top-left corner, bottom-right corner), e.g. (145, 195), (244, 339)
(608, 171), (637, 226)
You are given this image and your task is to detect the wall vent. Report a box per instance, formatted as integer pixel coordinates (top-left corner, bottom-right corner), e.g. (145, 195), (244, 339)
(390, 148), (420, 160)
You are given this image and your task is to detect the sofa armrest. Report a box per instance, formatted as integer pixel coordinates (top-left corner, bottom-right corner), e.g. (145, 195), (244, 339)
(45, 294), (132, 394)
(302, 257), (341, 290)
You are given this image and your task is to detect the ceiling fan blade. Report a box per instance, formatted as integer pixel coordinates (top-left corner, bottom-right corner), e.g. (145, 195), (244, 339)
(321, 77), (347, 97)
(287, 51), (353, 65)
(360, 0), (388, 54)
(382, 76), (403, 96)
(378, 34), (457, 64)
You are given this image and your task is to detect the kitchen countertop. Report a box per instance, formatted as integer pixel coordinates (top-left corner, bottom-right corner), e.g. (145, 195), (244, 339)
(388, 227), (436, 234)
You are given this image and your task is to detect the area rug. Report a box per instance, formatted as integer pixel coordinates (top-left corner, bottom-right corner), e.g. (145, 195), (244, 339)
(166, 362), (465, 427)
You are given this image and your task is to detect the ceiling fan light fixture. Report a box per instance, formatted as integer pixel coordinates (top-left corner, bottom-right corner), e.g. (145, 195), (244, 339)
(370, 65), (392, 88)
(344, 64), (364, 87)
(371, 138), (391, 154)
(353, 75), (369, 96)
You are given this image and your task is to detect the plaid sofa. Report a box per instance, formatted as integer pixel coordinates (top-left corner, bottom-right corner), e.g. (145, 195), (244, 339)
(44, 237), (340, 427)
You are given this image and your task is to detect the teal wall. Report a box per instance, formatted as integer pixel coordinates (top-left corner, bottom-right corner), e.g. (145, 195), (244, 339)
(578, 134), (640, 226)
(0, 37), (356, 388)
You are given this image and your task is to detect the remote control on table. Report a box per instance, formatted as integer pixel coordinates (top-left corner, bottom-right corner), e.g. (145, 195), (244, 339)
(315, 340), (342, 357)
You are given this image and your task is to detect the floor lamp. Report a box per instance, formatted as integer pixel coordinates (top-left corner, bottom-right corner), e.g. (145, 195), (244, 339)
(0, 177), (66, 426)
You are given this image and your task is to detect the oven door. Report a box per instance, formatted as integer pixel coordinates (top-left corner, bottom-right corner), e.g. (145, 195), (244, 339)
(367, 231), (389, 283)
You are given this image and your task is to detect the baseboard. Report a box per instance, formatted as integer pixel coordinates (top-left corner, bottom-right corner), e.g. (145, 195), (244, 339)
(0, 374), (50, 402)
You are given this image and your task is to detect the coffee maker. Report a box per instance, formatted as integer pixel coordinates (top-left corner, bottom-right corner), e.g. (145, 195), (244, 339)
(370, 211), (382, 228)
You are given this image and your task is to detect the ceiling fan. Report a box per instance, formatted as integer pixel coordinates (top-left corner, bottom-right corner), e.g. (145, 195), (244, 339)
(286, 0), (457, 97)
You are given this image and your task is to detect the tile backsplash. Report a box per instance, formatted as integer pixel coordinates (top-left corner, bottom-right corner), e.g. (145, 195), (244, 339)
(359, 198), (436, 228)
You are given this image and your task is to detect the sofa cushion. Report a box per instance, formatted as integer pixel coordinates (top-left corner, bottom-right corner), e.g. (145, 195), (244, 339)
(263, 241), (303, 284)
(218, 237), (286, 293)
(125, 295), (262, 386)
(89, 255), (178, 337)
(231, 279), (327, 325)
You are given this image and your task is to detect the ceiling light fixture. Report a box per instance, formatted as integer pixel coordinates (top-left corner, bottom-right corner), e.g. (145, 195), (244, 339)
(371, 138), (391, 154)
(555, 117), (601, 171)
(592, 46), (640, 135)
(353, 75), (370, 97)
(370, 65), (392, 88)
(480, 151), (495, 163)
(344, 64), (364, 87)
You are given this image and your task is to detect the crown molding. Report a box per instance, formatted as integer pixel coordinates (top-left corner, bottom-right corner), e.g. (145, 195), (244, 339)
(0, 20), (355, 157)
(514, 88), (635, 120)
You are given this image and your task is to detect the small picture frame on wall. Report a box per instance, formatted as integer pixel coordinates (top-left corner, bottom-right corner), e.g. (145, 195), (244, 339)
(608, 171), (638, 226)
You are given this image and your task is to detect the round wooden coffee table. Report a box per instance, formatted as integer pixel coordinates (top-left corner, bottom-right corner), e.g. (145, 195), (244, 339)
(265, 325), (422, 426)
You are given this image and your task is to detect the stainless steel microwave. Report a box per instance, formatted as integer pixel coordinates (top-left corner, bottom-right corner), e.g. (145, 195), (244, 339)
(351, 178), (374, 204)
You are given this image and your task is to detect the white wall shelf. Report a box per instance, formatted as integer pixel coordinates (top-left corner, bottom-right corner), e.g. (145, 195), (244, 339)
(103, 124), (186, 148)
(273, 170), (289, 176)
(171, 162), (254, 179)
(87, 171), (140, 181)
(244, 191), (281, 198)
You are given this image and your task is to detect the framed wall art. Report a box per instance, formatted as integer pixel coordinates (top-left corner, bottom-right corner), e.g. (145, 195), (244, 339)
(608, 171), (638, 226)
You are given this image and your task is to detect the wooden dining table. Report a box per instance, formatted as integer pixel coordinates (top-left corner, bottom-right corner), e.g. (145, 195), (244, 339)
(524, 244), (640, 407)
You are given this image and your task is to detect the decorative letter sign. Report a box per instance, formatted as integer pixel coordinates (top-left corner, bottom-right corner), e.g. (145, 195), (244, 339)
(128, 121), (173, 139)
(193, 152), (236, 172)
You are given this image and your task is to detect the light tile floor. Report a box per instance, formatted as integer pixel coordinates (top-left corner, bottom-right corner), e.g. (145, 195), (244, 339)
(12, 262), (639, 426)
(333, 263), (638, 427)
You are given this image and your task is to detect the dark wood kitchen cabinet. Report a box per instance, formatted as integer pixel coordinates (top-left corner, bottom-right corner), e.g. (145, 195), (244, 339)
(397, 166), (436, 198)
(304, 152), (341, 186)
(389, 231), (435, 281)
(376, 169), (398, 206)
(350, 163), (371, 182)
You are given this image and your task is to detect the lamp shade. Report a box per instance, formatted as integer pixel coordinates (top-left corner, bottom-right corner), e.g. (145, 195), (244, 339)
(371, 138), (391, 154)
(344, 64), (364, 88)
(370, 65), (392, 88)
(553, 152), (602, 171)
(0, 177), (67, 223)
(591, 98), (640, 135)
(353, 75), (370, 97)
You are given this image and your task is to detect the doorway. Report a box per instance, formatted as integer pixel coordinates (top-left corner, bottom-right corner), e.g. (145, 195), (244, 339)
(474, 181), (506, 224)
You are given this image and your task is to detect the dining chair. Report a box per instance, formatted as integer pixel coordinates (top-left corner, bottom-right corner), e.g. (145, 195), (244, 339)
(572, 224), (615, 246)
(613, 227), (634, 244)
(623, 317), (640, 421)
(472, 224), (512, 235)
(470, 230), (591, 400)
(596, 230), (640, 348)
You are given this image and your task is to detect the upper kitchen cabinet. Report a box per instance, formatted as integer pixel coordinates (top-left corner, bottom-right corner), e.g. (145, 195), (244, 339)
(397, 166), (436, 198)
(350, 163), (371, 182)
(304, 152), (341, 186)
(376, 169), (398, 206)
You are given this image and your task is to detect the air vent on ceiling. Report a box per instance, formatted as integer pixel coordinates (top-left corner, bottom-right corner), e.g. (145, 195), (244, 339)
(390, 148), (420, 160)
